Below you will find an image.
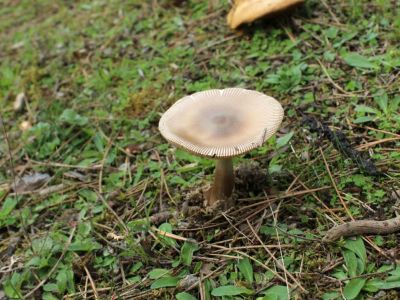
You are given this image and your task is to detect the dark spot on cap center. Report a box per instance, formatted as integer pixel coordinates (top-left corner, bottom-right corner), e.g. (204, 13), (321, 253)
(213, 115), (229, 125)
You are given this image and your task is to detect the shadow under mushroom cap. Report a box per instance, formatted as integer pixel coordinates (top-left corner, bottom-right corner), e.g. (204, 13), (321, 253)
(159, 88), (284, 158)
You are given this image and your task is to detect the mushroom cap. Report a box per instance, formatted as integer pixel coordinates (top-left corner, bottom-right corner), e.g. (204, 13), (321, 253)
(227, 0), (304, 29)
(159, 88), (284, 158)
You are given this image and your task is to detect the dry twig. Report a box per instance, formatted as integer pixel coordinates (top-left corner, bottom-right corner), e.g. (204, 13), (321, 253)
(323, 216), (400, 242)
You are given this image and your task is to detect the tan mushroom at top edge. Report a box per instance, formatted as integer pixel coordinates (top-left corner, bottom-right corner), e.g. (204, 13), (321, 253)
(227, 0), (304, 29)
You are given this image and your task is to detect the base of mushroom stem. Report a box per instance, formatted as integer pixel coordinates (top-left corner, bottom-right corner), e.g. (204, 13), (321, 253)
(204, 187), (235, 209)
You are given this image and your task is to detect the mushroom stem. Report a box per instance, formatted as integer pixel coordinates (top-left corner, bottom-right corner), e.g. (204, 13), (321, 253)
(209, 158), (234, 206)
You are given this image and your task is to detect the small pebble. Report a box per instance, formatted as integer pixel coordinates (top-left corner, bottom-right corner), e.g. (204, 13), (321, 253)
(19, 120), (31, 131)
(14, 92), (26, 112)
(118, 162), (130, 171)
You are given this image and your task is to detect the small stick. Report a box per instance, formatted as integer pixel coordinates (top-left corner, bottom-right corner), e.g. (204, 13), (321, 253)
(221, 212), (252, 244)
(65, 287), (112, 299)
(197, 35), (240, 54)
(364, 126), (400, 138)
(323, 216), (400, 242)
(356, 137), (400, 150)
(212, 244), (293, 251)
(84, 276), (89, 299)
(84, 265), (99, 300)
(30, 159), (103, 170)
(151, 226), (196, 243)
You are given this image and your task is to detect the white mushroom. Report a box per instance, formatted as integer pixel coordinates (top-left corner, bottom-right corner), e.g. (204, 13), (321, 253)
(159, 88), (284, 207)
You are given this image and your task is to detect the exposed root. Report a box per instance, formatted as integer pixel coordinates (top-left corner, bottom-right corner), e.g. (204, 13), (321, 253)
(323, 216), (400, 242)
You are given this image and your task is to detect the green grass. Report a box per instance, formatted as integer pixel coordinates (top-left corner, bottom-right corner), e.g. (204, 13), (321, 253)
(1, 0), (400, 299)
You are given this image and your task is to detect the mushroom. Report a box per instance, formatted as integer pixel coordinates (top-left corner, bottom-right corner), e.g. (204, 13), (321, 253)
(159, 88), (283, 207)
(227, 0), (304, 29)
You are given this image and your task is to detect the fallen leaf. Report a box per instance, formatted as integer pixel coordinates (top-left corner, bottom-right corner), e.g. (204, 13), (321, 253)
(227, 0), (304, 29)
(64, 171), (89, 182)
(12, 173), (51, 193)
(177, 274), (198, 289)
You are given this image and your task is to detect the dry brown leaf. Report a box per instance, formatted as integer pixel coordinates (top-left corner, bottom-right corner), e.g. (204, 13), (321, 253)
(227, 0), (304, 29)
(12, 173), (50, 193)
(106, 232), (125, 241)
